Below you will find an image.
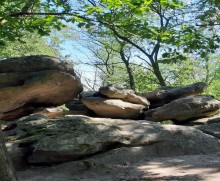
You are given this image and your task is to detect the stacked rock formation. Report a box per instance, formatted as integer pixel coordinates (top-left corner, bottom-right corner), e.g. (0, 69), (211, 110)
(81, 86), (150, 119)
(78, 82), (220, 124)
(142, 82), (220, 123)
(0, 55), (83, 120)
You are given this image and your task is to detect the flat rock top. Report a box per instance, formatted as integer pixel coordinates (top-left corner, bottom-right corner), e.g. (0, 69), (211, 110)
(0, 55), (75, 75)
(17, 153), (220, 181)
(142, 82), (207, 100)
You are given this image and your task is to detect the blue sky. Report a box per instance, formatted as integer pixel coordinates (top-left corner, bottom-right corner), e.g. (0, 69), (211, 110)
(57, 29), (102, 90)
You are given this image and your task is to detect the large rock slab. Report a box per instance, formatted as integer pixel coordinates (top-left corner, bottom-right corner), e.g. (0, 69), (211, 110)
(142, 82), (206, 108)
(144, 95), (220, 122)
(99, 86), (150, 106)
(81, 97), (145, 119)
(0, 55), (83, 120)
(4, 115), (220, 166)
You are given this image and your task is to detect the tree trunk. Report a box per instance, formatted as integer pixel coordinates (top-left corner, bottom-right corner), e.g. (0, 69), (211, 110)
(119, 47), (136, 90)
(151, 61), (166, 87)
(0, 125), (17, 181)
(125, 62), (136, 90)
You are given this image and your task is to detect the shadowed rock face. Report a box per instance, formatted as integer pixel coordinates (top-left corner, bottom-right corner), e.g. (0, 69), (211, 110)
(0, 55), (83, 120)
(144, 95), (220, 122)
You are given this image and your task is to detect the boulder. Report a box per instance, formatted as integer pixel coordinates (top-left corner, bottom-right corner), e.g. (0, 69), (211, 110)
(142, 82), (206, 108)
(0, 55), (76, 74)
(3, 114), (49, 170)
(144, 95), (220, 122)
(0, 105), (39, 121)
(4, 115), (220, 166)
(81, 97), (145, 119)
(196, 122), (220, 139)
(187, 115), (220, 125)
(99, 86), (150, 106)
(0, 55), (83, 120)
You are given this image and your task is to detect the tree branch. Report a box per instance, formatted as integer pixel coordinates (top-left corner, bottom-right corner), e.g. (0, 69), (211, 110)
(0, 11), (93, 23)
(109, 26), (152, 61)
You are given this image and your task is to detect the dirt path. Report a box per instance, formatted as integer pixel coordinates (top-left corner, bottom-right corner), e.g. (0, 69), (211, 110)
(17, 153), (220, 181)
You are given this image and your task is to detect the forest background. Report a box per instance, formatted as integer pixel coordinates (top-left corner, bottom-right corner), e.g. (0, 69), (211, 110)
(1, 0), (220, 96)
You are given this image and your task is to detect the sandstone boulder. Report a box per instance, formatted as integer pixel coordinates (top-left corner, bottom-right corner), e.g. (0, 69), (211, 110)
(144, 95), (220, 122)
(99, 86), (150, 106)
(0, 55), (75, 74)
(4, 115), (220, 166)
(0, 55), (83, 120)
(81, 97), (145, 119)
(142, 82), (206, 108)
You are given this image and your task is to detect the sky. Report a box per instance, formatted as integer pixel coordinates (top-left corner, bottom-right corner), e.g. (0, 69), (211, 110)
(57, 28), (102, 90)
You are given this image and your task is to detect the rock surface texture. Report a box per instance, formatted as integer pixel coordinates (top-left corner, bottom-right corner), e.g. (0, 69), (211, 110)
(142, 82), (206, 108)
(81, 97), (145, 119)
(3, 115), (220, 167)
(0, 55), (83, 120)
(81, 86), (149, 119)
(144, 95), (220, 122)
(99, 86), (150, 106)
(80, 83), (215, 121)
(196, 121), (220, 139)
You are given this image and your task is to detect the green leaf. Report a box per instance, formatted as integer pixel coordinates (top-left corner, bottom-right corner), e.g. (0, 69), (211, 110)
(162, 53), (169, 58)
(201, 52), (207, 58)
(78, 22), (86, 28)
(82, 5), (91, 9)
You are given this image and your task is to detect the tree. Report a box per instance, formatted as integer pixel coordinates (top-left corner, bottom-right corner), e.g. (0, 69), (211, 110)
(72, 0), (216, 86)
(45, 0), (219, 90)
(197, 0), (220, 26)
(65, 0), (219, 86)
(0, 124), (17, 181)
(79, 31), (138, 90)
(0, 31), (58, 59)
(2, 0), (219, 86)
